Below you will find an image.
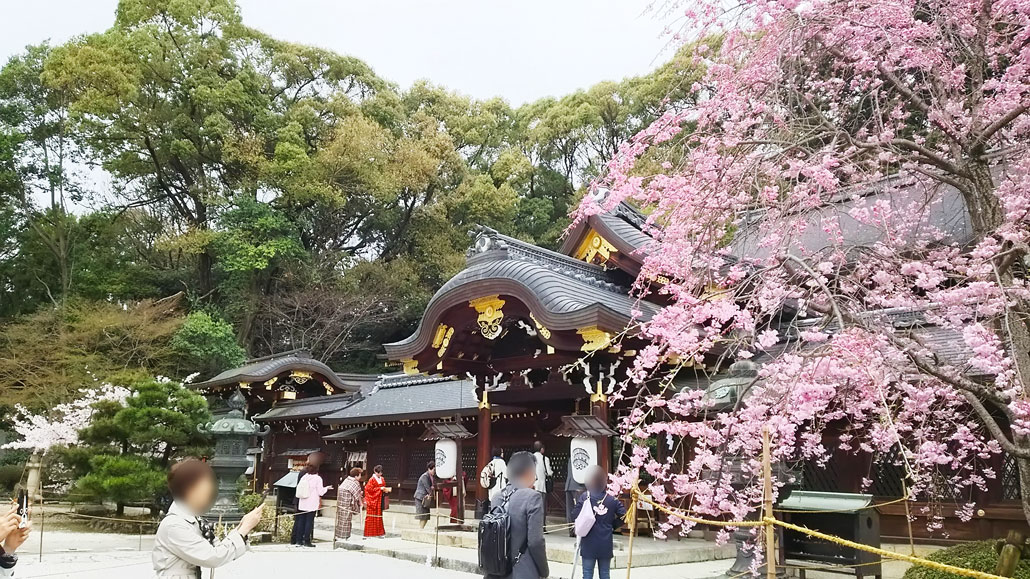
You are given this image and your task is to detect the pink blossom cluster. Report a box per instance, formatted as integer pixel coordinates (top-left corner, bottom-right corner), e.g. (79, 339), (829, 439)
(2, 384), (130, 453)
(586, 0), (1030, 536)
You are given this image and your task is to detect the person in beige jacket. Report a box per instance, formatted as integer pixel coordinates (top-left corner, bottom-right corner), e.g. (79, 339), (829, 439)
(153, 459), (264, 579)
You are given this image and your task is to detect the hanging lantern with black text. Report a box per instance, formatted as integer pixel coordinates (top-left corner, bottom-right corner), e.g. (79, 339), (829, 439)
(435, 438), (458, 479)
(569, 437), (598, 484)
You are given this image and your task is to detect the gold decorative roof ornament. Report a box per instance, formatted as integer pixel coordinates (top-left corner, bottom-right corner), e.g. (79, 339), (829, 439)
(290, 370), (313, 384)
(478, 388), (491, 410)
(530, 313), (551, 340)
(574, 229), (616, 265)
(469, 295), (506, 340)
(590, 381), (607, 403)
(578, 326), (612, 352)
(402, 359), (419, 375)
(432, 324), (454, 357)
(263, 377), (278, 390)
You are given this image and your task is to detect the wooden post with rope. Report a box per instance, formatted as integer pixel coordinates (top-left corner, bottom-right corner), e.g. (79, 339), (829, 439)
(625, 476), (639, 579)
(763, 425), (776, 579)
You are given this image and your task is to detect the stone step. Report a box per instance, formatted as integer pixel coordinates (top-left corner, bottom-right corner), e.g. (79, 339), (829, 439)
(394, 527), (736, 568)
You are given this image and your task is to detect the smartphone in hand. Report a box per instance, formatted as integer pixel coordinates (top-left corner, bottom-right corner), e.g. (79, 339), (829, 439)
(16, 489), (28, 528)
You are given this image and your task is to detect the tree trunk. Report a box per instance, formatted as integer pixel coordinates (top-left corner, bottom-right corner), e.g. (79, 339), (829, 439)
(964, 161), (1003, 236)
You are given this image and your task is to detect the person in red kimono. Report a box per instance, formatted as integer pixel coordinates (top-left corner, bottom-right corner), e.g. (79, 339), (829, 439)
(440, 470), (467, 524)
(363, 464), (391, 538)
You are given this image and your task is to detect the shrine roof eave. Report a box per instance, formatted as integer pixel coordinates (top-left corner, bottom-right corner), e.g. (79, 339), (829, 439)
(560, 203), (655, 263)
(382, 263), (655, 362)
(191, 351), (357, 393)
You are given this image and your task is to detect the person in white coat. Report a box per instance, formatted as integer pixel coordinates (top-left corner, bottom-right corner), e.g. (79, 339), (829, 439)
(532, 441), (552, 516)
(152, 459), (264, 579)
(0, 504), (29, 578)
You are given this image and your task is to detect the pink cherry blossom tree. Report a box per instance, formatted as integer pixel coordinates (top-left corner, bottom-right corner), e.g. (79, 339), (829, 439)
(3, 384), (131, 453)
(581, 0), (1030, 534)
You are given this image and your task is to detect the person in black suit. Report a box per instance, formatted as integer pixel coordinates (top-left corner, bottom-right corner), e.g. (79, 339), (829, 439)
(484, 451), (549, 579)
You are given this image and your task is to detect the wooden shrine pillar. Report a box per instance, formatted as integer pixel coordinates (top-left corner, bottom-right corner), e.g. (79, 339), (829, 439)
(476, 389), (492, 503)
(590, 382), (611, 473)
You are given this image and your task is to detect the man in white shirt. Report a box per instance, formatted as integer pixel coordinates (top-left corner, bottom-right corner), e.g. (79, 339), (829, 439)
(485, 448), (508, 505)
(532, 441), (553, 516)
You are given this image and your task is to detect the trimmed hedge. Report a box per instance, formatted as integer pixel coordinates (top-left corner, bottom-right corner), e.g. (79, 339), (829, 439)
(903, 541), (1030, 579)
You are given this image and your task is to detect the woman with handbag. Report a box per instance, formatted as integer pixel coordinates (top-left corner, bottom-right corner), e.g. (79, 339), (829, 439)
(292, 464), (332, 547)
(363, 465), (391, 538)
(413, 461), (436, 528)
(572, 466), (626, 579)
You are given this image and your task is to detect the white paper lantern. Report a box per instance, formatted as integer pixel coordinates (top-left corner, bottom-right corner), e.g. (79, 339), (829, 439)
(434, 438), (458, 479)
(569, 437), (598, 484)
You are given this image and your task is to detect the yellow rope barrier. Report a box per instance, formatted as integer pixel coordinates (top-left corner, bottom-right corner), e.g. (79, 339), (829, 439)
(632, 492), (766, 527)
(628, 488), (1006, 579)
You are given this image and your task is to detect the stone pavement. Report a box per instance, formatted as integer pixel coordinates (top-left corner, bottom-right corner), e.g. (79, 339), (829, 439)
(12, 527), (936, 579)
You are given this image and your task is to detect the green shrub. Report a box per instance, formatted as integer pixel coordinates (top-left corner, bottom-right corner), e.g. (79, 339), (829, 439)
(236, 492), (292, 542)
(903, 540), (1030, 579)
(0, 464), (22, 492)
(0, 449), (29, 467)
(170, 311), (246, 378)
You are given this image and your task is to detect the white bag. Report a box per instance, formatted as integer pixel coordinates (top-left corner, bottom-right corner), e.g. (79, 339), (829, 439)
(574, 493), (596, 537)
(295, 473), (311, 499)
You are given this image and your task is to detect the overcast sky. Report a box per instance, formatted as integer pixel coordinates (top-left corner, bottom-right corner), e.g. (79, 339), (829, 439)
(1, 0), (672, 106)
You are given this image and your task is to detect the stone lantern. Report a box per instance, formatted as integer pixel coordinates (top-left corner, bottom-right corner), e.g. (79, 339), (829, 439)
(702, 361), (798, 579)
(198, 389), (269, 522)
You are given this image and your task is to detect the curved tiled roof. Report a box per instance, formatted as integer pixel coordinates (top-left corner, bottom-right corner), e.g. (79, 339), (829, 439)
(320, 376), (482, 425)
(252, 393), (357, 422)
(384, 229), (656, 358)
(191, 350), (356, 392)
(560, 201), (656, 259)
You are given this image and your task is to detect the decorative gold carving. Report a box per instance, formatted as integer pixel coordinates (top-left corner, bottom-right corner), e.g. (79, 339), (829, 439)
(590, 381), (607, 403)
(469, 295), (506, 340)
(479, 389), (491, 410)
(239, 381), (251, 390)
(574, 229), (617, 265)
(432, 324), (455, 357)
(546, 345), (555, 355)
(578, 326), (612, 352)
(529, 313), (551, 340)
(290, 370), (313, 384)
(264, 377), (278, 390)
(402, 359), (419, 375)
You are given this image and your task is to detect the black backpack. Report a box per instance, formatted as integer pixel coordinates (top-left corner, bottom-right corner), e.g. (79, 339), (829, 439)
(478, 486), (517, 575)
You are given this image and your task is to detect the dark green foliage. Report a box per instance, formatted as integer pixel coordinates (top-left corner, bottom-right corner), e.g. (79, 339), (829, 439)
(69, 378), (212, 514)
(0, 448), (28, 467)
(76, 454), (167, 513)
(0, 464), (22, 492)
(902, 541), (1030, 579)
(170, 312), (247, 379)
(0, 0), (706, 396)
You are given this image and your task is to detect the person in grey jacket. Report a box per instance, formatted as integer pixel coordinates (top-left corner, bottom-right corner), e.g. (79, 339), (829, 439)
(413, 461), (436, 528)
(485, 451), (549, 579)
(152, 459), (264, 579)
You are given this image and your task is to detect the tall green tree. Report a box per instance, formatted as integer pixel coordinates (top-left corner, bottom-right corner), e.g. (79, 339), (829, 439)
(71, 377), (212, 514)
(0, 43), (82, 307)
